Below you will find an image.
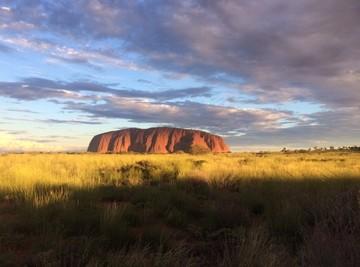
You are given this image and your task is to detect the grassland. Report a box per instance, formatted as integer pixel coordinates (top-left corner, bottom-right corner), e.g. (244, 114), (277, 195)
(0, 152), (359, 266)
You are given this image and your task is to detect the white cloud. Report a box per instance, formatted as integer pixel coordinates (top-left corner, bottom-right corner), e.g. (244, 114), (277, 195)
(0, 21), (35, 30)
(0, 132), (64, 152)
(0, 6), (11, 12)
(0, 36), (140, 70)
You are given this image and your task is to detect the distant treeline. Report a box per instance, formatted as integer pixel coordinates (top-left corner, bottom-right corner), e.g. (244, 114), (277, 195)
(281, 146), (360, 153)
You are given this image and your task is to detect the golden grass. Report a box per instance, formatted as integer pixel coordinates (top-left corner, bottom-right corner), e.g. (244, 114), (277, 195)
(0, 152), (359, 266)
(0, 152), (359, 191)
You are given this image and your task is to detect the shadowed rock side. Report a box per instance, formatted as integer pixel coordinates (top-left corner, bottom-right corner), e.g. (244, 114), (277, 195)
(88, 127), (230, 153)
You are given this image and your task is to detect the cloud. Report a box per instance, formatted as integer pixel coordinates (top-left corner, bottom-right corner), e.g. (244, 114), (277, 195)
(4, 1), (360, 107)
(47, 135), (77, 140)
(0, 129), (27, 135)
(63, 97), (295, 135)
(0, 42), (13, 53)
(0, 77), (213, 101)
(6, 108), (39, 114)
(137, 79), (152, 84)
(0, 132), (72, 152)
(0, 75), (352, 146)
(0, 6), (11, 12)
(0, 36), (138, 70)
(227, 107), (360, 149)
(42, 119), (102, 125)
(0, 116), (103, 125)
(1, 1), (360, 149)
(0, 127), (86, 152)
(0, 78), (80, 100)
(0, 76), (297, 136)
(0, 21), (35, 31)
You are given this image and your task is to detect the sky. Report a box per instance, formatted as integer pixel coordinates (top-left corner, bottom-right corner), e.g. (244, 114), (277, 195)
(0, 0), (359, 152)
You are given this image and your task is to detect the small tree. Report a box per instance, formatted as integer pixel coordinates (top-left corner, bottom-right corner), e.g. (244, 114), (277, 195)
(189, 144), (211, 154)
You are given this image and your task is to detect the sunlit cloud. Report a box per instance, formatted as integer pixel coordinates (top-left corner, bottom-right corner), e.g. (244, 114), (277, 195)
(0, 132), (64, 152)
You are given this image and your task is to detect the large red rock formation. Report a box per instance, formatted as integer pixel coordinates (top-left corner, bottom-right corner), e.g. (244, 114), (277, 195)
(87, 127), (230, 153)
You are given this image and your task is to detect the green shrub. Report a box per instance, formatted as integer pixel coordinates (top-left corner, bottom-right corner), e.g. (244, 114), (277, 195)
(189, 145), (211, 154)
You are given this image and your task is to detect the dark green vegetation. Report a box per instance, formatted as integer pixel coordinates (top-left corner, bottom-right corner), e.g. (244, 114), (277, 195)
(0, 154), (360, 266)
(1, 180), (359, 265)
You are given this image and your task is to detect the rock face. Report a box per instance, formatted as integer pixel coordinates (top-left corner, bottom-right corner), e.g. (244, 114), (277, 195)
(87, 127), (230, 153)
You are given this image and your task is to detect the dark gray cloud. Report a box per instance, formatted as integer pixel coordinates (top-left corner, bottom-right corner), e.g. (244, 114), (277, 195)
(63, 97), (294, 135)
(42, 119), (102, 125)
(0, 77), (213, 101)
(0, 76), (295, 135)
(0, 79), (70, 100)
(4, 0), (360, 108)
(227, 107), (360, 148)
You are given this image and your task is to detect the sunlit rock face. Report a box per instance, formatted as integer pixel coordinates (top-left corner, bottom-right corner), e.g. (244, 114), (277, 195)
(87, 127), (230, 153)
